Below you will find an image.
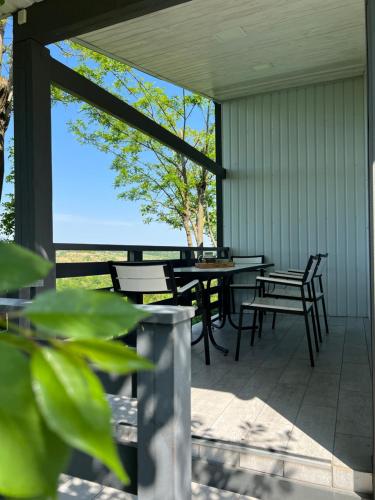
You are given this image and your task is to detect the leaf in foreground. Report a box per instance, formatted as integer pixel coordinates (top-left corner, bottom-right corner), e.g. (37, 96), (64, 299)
(0, 242), (52, 293)
(25, 289), (149, 339)
(62, 338), (153, 373)
(31, 347), (128, 483)
(0, 343), (69, 498)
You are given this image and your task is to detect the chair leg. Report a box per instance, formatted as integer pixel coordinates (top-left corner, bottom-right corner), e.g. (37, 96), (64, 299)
(251, 309), (258, 346)
(313, 299), (323, 343)
(272, 312), (276, 330)
(231, 288), (236, 314)
(303, 312), (315, 368)
(321, 296), (329, 334)
(258, 311), (263, 338)
(235, 305), (244, 361)
(310, 309), (319, 352)
(201, 310), (210, 365)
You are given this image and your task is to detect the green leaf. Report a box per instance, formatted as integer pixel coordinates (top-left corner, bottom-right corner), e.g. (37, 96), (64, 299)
(62, 338), (153, 374)
(0, 343), (70, 498)
(31, 347), (128, 483)
(0, 242), (52, 293)
(24, 289), (149, 340)
(0, 332), (36, 354)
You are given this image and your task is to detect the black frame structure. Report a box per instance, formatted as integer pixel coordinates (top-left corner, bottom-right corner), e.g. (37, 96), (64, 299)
(13, 2), (226, 290)
(366, 0), (375, 491)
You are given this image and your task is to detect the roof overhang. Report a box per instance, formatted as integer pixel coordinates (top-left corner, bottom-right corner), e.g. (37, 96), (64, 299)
(0, 0), (43, 18)
(11, 0), (366, 101)
(74, 0), (365, 101)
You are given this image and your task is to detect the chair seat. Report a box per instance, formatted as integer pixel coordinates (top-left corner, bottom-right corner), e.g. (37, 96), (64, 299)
(242, 297), (313, 313)
(267, 288), (323, 300)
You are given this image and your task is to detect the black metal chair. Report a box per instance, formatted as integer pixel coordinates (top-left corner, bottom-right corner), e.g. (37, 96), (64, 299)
(235, 255), (320, 367)
(229, 255), (265, 313)
(268, 253), (329, 336)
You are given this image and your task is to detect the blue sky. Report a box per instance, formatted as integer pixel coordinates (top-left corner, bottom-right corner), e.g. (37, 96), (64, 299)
(3, 28), (211, 246)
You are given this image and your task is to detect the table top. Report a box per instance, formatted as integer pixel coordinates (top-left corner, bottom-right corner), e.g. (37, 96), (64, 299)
(0, 298), (31, 311)
(174, 262), (273, 279)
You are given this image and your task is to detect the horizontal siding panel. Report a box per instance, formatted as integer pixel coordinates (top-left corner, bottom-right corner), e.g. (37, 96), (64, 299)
(222, 76), (368, 317)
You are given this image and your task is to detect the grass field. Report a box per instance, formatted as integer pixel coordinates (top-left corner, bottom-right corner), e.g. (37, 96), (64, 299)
(55, 250), (181, 304)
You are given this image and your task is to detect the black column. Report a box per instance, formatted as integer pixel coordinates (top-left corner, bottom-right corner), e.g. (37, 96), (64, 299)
(215, 102), (224, 249)
(13, 37), (55, 289)
(366, 0), (375, 494)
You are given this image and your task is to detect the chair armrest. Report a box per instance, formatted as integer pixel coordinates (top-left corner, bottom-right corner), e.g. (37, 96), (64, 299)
(287, 269), (322, 278)
(269, 272), (303, 279)
(256, 276), (303, 287)
(230, 283), (258, 289)
(177, 279), (200, 294)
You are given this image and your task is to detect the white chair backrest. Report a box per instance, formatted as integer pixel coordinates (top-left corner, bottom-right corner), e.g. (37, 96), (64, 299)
(232, 256), (263, 265)
(304, 256), (320, 283)
(114, 264), (172, 293)
(317, 253), (328, 274)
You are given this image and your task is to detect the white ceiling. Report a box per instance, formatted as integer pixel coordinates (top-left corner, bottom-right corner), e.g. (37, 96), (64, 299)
(76, 0), (366, 101)
(0, 0), (43, 18)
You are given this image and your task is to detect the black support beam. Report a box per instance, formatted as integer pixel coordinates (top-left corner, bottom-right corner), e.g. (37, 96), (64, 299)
(50, 57), (225, 178)
(366, 0), (375, 494)
(215, 102), (224, 246)
(13, 39), (55, 289)
(14, 0), (192, 46)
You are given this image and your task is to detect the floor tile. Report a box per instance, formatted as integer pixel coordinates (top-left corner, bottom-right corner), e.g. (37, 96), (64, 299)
(189, 315), (373, 475)
(336, 389), (372, 438)
(287, 404), (336, 460)
(302, 372), (340, 408)
(333, 433), (373, 472)
(340, 362), (372, 393)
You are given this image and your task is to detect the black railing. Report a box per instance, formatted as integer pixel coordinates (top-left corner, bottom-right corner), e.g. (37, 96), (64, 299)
(54, 243), (230, 279)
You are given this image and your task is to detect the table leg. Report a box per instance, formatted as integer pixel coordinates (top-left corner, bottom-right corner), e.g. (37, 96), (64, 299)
(191, 279), (228, 362)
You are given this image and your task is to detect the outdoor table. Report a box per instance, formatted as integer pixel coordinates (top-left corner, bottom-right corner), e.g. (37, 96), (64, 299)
(0, 298), (30, 312)
(173, 262), (273, 364)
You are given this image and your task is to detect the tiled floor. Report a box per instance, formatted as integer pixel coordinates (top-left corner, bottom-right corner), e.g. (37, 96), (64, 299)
(58, 475), (258, 499)
(190, 315), (373, 475)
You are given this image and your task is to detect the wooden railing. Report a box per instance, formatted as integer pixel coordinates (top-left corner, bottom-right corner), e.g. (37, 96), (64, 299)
(54, 243), (230, 280)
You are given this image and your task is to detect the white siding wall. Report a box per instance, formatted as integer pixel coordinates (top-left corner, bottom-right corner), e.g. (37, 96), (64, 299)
(222, 76), (368, 317)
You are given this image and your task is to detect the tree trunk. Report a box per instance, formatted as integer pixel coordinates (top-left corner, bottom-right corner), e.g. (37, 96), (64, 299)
(183, 217), (193, 247)
(196, 200), (205, 246)
(0, 76), (12, 200)
(195, 173), (207, 246)
(0, 19), (12, 202)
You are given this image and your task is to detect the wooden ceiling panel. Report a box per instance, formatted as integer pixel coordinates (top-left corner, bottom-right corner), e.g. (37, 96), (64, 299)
(76, 0), (365, 101)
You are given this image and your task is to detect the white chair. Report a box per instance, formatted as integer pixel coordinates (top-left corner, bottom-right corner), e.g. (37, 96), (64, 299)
(108, 261), (210, 362)
(229, 255), (265, 312)
(235, 255), (320, 367)
(268, 253), (329, 336)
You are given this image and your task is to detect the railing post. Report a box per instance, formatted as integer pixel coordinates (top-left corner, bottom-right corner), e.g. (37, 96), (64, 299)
(128, 250), (143, 304)
(180, 249), (195, 264)
(136, 305), (194, 500)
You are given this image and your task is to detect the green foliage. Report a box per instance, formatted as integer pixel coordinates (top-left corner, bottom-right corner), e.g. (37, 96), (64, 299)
(0, 343), (70, 498)
(0, 45), (217, 246)
(0, 243), (152, 498)
(31, 347), (128, 484)
(24, 289), (149, 340)
(0, 242), (52, 292)
(0, 146), (15, 240)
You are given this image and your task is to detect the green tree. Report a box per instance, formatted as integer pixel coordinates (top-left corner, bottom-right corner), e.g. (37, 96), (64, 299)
(0, 19), (13, 199)
(0, 42), (217, 245)
(56, 42), (217, 246)
(0, 145), (15, 238)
